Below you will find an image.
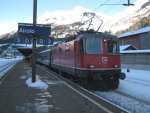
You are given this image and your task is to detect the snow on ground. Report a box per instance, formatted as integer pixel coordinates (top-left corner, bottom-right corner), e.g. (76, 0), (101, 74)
(0, 57), (22, 67)
(25, 75), (48, 90)
(95, 69), (150, 113)
(0, 57), (22, 79)
(0, 58), (52, 113)
(24, 66), (150, 112)
(119, 69), (150, 102)
(1, 57), (150, 112)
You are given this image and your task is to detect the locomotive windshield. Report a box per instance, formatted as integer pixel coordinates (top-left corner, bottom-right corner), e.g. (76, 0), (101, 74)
(107, 40), (118, 54)
(83, 38), (102, 54)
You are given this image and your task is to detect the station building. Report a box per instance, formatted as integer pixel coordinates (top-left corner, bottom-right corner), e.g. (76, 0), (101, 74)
(119, 26), (150, 50)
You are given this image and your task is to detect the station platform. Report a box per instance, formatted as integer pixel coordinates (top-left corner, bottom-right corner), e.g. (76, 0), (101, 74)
(0, 61), (102, 113)
(0, 60), (127, 113)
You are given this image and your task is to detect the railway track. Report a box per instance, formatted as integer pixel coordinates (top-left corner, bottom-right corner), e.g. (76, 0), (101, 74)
(39, 65), (129, 113)
(0, 61), (18, 82)
(0, 62), (16, 73)
(40, 65), (150, 113)
(95, 88), (150, 113)
(113, 90), (150, 105)
(125, 77), (150, 87)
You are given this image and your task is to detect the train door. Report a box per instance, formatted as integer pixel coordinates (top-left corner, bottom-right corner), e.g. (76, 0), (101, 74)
(58, 44), (62, 64)
(74, 39), (85, 67)
(49, 50), (52, 66)
(74, 41), (80, 68)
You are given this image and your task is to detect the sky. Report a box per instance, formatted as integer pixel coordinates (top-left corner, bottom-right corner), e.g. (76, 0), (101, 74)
(0, 0), (137, 35)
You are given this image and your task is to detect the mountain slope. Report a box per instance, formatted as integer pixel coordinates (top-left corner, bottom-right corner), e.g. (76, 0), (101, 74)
(0, 0), (150, 39)
(103, 0), (150, 33)
(37, 0), (150, 36)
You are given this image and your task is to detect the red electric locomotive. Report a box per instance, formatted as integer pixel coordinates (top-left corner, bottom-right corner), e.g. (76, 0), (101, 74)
(49, 12), (125, 90)
(50, 31), (126, 89)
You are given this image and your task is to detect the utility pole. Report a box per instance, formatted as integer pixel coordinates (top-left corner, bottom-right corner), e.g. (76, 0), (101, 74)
(123, 0), (134, 6)
(18, 1), (51, 83)
(128, 0), (130, 5)
(32, 0), (37, 83)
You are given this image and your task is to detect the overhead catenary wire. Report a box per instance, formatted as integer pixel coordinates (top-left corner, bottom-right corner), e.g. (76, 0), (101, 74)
(89, 0), (136, 34)
(69, 0), (136, 33)
(92, 0), (134, 12)
(94, 0), (124, 15)
(92, 0), (111, 12)
(69, 0), (78, 9)
(77, 0), (112, 31)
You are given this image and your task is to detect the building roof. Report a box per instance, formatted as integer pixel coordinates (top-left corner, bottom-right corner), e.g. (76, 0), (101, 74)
(119, 26), (150, 38)
(120, 45), (138, 51)
(120, 49), (150, 54)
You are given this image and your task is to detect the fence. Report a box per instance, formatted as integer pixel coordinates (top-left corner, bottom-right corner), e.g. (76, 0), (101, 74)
(120, 50), (150, 70)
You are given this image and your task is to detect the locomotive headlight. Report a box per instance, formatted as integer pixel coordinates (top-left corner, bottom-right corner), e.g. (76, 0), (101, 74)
(103, 39), (107, 42)
(114, 64), (119, 68)
(89, 65), (95, 69)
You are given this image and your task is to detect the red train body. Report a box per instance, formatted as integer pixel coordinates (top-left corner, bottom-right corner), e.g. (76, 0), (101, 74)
(50, 32), (125, 89)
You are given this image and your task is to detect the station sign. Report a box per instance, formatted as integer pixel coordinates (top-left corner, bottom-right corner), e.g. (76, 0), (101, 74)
(14, 36), (53, 45)
(18, 23), (51, 36)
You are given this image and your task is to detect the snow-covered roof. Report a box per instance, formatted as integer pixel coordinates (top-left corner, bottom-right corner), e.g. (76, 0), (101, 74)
(12, 44), (53, 48)
(120, 45), (130, 51)
(120, 49), (150, 54)
(38, 49), (51, 53)
(120, 45), (138, 51)
(119, 26), (150, 38)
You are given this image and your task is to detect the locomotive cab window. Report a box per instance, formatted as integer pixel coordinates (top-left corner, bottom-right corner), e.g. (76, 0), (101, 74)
(85, 38), (102, 54)
(107, 40), (118, 54)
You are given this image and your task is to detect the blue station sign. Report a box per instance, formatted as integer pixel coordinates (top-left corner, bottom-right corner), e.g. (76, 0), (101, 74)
(14, 36), (53, 45)
(18, 23), (51, 36)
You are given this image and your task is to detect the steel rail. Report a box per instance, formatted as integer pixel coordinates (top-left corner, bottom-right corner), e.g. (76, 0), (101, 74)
(39, 65), (129, 113)
(114, 90), (150, 105)
(0, 62), (17, 73)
